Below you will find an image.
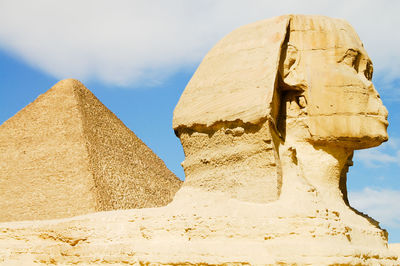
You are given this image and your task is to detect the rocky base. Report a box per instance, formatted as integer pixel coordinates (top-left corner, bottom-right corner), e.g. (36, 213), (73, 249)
(1, 191), (398, 265)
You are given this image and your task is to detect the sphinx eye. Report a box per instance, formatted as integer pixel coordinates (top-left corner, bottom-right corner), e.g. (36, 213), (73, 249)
(364, 61), (373, 80)
(339, 49), (360, 71)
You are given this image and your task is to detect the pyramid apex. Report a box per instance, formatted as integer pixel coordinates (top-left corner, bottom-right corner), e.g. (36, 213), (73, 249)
(31, 78), (90, 104)
(53, 78), (86, 90)
(43, 79), (92, 99)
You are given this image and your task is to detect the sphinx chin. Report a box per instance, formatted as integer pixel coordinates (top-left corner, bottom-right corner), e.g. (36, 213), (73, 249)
(306, 114), (388, 149)
(309, 135), (388, 150)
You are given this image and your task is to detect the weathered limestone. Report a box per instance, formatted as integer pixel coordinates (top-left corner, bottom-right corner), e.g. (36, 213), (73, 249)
(172, 14), (388, 204)
(0, 196), (398, 265)
(172, 17), (289, 203)
(390, 243), (400, 262)
(176, 122), (281, 203)
(0, 15), (398, 265)
(0, 79), (182, 222)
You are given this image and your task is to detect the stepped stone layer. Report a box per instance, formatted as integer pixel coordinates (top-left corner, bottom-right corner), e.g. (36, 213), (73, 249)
(0, 79), (181, 222)
(0, 15), (399, 265)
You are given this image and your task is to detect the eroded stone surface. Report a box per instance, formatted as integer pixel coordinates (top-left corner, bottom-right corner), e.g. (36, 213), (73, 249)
(0, 199), (398, 265)
(172, 16), (289, 129)
(0, 15), (398, 265)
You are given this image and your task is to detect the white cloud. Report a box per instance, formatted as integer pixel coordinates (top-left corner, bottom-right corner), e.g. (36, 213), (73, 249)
(0, 0), (399, 87)
(356, 137), (400, 167)
(356, 149), (399, 167)
(349, 188), (400, 228)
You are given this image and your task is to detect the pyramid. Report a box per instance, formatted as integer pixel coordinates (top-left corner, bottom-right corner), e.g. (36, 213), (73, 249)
(0, 79), (182, 222)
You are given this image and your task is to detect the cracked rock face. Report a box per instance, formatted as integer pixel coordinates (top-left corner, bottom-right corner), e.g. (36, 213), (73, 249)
(0, 15), (398, 265)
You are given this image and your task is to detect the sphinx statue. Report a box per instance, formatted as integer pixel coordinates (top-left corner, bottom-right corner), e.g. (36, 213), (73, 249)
(173, 15), (388, 206)
(0, 15), (398, 265)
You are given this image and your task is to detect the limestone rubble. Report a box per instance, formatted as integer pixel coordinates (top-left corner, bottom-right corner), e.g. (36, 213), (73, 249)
(0, 14), (399, 265)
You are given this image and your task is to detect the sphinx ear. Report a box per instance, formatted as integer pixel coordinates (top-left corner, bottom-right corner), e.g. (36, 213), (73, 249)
(279, 44), (307, 91)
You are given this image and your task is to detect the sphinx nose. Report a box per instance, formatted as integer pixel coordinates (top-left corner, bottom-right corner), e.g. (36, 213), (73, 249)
(380, 103), (389, 118)
(371, 84), (388, 118)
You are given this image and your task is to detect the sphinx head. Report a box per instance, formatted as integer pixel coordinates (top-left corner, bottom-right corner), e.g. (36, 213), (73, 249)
(172, 15), (388, 203)
(174, 15), (388, 151)
(279, 15), (388, 149)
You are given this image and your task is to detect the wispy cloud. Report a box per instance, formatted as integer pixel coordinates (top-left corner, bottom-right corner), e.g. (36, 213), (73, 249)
(356, 137), (400, 167)
(0, 0), (399, 87)
(374, 76), (400, 102)
(349, 187), (400, 228)
(356, 150), (399, 167)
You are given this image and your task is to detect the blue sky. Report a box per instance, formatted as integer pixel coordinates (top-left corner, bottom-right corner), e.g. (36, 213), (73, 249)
(0, 0), (399, 243)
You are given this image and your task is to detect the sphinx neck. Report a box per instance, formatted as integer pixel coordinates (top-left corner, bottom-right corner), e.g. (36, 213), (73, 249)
(279, 138), (353, 207)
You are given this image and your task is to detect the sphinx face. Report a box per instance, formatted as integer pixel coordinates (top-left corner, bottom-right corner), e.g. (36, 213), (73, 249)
(288, 16), (388, 149)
